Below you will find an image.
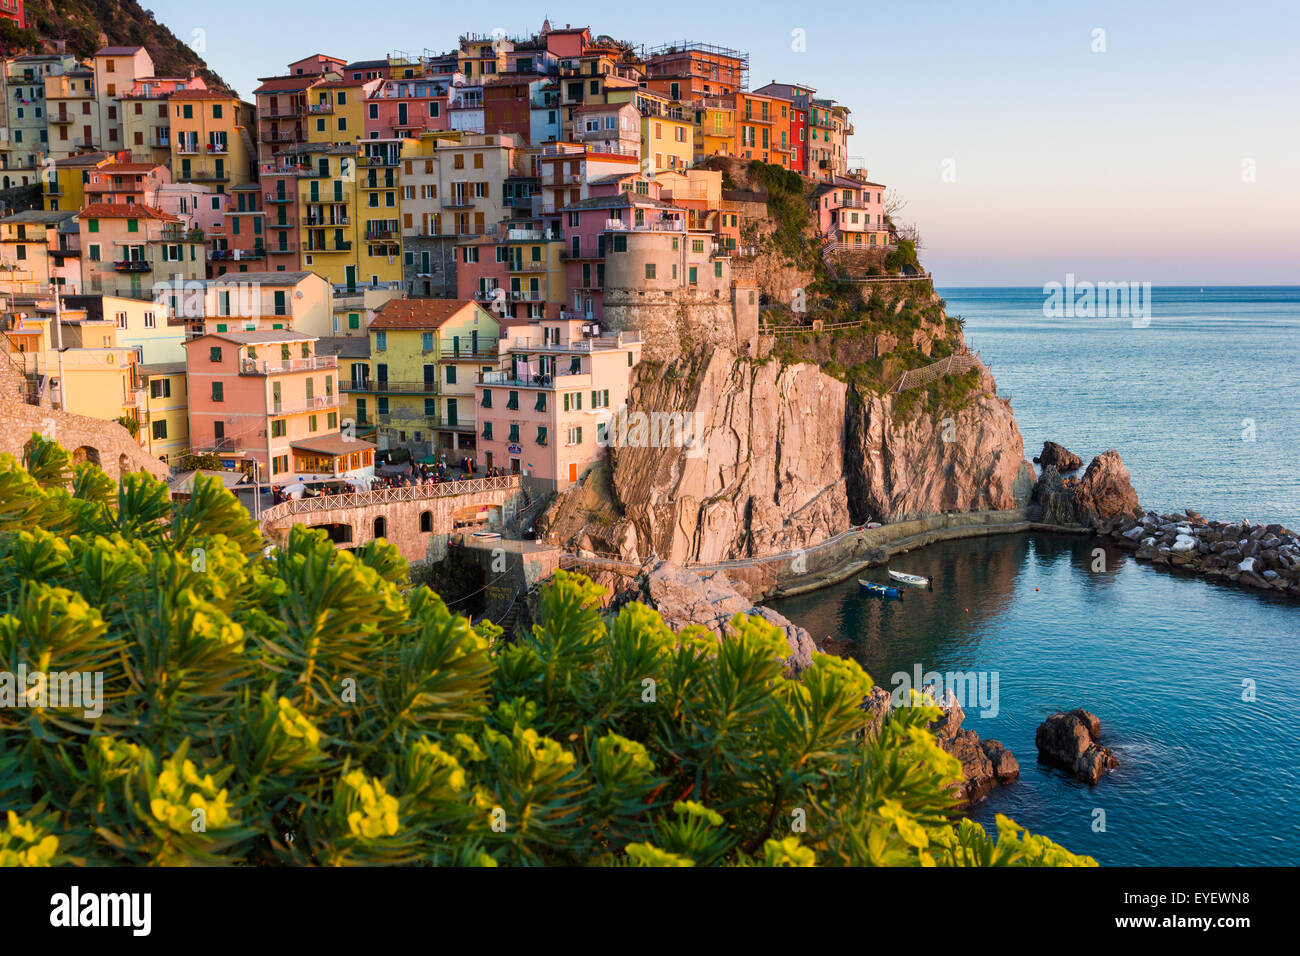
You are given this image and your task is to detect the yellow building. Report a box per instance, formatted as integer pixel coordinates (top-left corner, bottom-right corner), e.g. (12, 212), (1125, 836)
(692, 100), (735, 162)
(138, 360), (189, 464)
(640, 110), (693, 173)
(305, 78), (370, 147)
(360, 299), (500, 458)
(168, 89), (256, 192)
(44, 151), (119, 212)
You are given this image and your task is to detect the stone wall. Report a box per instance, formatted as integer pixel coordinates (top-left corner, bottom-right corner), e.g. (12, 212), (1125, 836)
(0, 364), (167, 481)
(602, 287), (750, 363)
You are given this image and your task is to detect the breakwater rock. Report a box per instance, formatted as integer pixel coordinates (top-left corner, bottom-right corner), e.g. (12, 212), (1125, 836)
(1035, 710), (1119, 785)
(1103, 510), (1300, 599)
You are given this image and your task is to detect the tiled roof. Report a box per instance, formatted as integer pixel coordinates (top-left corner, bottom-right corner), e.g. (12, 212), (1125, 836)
(369, 299), (478, 330)
(76, 203), (180, 222)
(95, 46), (146, 56)
(191, 329), (315, 345)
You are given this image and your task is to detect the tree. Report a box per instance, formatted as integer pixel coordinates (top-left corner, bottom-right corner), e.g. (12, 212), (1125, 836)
(0, 435), (1094, 867)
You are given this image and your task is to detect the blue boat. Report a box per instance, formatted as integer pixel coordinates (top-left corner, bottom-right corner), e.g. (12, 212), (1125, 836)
(858, 579), (902, 599)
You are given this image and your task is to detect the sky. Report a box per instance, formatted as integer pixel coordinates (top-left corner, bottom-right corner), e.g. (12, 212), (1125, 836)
(147, 0), (1299, 285)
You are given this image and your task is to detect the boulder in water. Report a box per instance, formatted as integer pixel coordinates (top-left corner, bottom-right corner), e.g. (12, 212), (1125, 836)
(1035, 709), (1119, 784)
(1033, 441), (1084, 473)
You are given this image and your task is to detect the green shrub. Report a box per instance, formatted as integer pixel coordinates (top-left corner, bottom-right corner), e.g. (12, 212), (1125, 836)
(0, 436), (1092, 867)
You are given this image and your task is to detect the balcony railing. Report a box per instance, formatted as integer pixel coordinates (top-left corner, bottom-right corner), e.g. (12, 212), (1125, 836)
(271, 394), (343, 416)
(364, 227), (397, 241)
(195, 436), (244, 452)
(304, 240), (353, 252)
(508, 332), (636, 353)
(264, 192), (294, 203)
(174, 142), (201, 154)
(113, 260), (152, 272)
(238, 355), (338, 375)
(442, 196), (474, 208)
(346, 379), (440, 394)
(207, 142), (229, 154)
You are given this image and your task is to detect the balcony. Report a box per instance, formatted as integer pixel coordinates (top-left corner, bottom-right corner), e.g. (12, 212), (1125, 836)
(261, 130), (300, 143)
(49, 113), (73, 126)
(440, 340), (499, 359)
(238, 355), (338, 375)
(361, 153), (400, 167)
(148, 138), (171, 149)
(113, 260), (152, 273)
(195, 437), (244, 452)
(479, 367), (590, 389)
(304, 215), (351, 226)
(189, 170), (231, 182)
(268, 244), (298, 256)
(348, 379), (439, 395)
(210, 248), (267, 261)
(260, 105), (307, 120)
(508, 332), (637, 353)
(441, 196), (474, 208)
(264, 192), (294, 204)
(174, 142), (201, 155)
(364, 227), (397, 241)
(206, 141), (230, 154)
(271, 394), (343, 416)
(304, 240), (353, 253)
(308, 103), (335, 114)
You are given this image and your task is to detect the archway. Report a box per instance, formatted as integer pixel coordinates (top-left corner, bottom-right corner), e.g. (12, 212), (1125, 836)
(311, 522), (353, 544)
(419, 510), (432, 533)
(373, 516), (387, 539)
(72, 445), (102, 468)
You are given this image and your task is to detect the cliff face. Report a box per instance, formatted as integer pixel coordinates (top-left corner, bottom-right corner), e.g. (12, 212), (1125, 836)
(544, 339), (1035, 565)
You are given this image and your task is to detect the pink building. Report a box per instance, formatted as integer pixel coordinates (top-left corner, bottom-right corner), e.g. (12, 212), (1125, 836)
(364, 74), (457, 139)
(184, 328), (373, 486)
(474, 316), (641, 490)
(209, 184), (267, 275)
(571, 102), (640, 156)
(83, 162), (172, 206)
(814, 175), (888, 247)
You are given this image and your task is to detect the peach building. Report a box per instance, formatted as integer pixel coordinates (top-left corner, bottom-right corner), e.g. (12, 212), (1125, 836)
(184, 328), (372, 485)
(474, 316), (641, 491)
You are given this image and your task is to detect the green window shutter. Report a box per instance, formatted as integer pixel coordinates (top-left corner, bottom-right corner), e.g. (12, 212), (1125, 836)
(88, 219), (99, 233)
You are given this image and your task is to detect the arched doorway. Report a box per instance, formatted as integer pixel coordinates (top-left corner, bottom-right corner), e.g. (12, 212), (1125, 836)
(72, 445), (102, 468)
(373, 516), (386, 539)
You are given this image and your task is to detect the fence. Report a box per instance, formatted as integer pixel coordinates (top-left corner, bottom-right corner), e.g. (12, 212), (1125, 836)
(891, 349), (982, 393)
(259, 474), (521, 523)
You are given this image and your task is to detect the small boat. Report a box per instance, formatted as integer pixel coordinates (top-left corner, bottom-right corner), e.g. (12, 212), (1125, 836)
(859, 579), (902, 598)
(888, 570), (930, 588)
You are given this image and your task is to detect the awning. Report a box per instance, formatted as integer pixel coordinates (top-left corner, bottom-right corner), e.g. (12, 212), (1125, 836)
(289, 434), (378, 456)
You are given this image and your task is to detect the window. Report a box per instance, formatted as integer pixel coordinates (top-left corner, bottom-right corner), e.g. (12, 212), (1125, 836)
(421, 331), (433, 350)
(150, 378), (171, 399)
(592, 389), (610, 408)
(375, 331), (387, 351)
(209, 346), (223, 363)
(506, 390), (518, 410)
(534, 393), (546, 412)
(143, 311), (156, 329)
(567, 426), (582, 445)
(348, 313), (359, 329)
(419, 511), (432, 533)
(211, 382), (224, 402)
(446, 365), (456, 385)
(424, 398), (437, 416)
(88, 219), (99, 233)
(645, 263), (656, 279)
(481, 389), (492, 408)
(271, 420), (286, 438)
(508, 423), (519, 443)
(536, 426), (548, 446)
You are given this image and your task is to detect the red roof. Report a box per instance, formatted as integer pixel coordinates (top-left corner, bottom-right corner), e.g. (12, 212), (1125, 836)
(91, 163), (166, 175)
(369, 299), (480, 330)
(76, 203), (180, 222)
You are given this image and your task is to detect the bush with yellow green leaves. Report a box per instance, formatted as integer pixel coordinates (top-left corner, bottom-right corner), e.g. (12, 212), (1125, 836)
(0, 435), (1094, 866)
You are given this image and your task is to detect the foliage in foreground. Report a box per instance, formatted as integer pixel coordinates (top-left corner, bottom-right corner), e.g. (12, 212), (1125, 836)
(0, 436), (1094, 866)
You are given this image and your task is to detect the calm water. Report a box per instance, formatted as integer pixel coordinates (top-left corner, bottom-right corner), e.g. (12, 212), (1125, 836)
(774, 288), (1300, 866)
(942, 286), (1300, 528)
(773, 535), (1300, 866)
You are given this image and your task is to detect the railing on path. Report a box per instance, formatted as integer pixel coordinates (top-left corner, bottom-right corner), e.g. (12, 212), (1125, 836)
(892, 348), (982, 393)
(260, 474), (521, 523)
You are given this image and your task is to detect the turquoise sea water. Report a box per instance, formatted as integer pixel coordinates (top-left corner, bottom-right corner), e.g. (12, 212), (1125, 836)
(772, 288), (1300, 866)
(945, 286), (1300, 528)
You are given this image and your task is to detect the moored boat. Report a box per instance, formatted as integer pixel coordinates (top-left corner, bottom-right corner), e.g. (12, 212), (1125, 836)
(888, 570), (930, 588)
(858, 579), (902, 598)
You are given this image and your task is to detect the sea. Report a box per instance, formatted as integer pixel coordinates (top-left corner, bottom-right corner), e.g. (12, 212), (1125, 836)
(772, 287), (1300, 866)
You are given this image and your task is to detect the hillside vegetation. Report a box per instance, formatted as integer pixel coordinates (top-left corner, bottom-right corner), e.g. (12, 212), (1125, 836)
(3, 0), (229, 93)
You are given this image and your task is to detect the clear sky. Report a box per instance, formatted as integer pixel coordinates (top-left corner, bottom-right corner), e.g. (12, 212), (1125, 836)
(149, 0), (1298, 285)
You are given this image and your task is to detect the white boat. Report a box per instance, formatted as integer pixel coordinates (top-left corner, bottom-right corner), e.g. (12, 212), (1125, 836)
(888, 570), (930, 588)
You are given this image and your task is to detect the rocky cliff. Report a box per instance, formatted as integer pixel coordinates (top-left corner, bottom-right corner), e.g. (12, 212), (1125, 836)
(542, 335), (1035, 565)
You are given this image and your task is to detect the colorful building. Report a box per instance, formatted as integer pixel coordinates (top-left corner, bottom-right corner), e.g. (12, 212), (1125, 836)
(474, 316), (642, 489)
(358, 298), (500, 458)
(168, 89), (257, 192)
(76, 202), (205, 299)
(184, 328), (367, 486)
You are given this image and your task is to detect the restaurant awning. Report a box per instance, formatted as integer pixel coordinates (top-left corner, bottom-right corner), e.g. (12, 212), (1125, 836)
(289, 435), (378, 456)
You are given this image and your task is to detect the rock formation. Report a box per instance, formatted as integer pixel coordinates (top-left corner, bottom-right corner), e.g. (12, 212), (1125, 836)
(1035, 709), (1119, 784)
(1030, 450), (1141, 527)
(1033, 441), (1083, 473)
(863, 685), (1019, 805)
(621, 559), (817, 674)
(543, 344), (1035, 565)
